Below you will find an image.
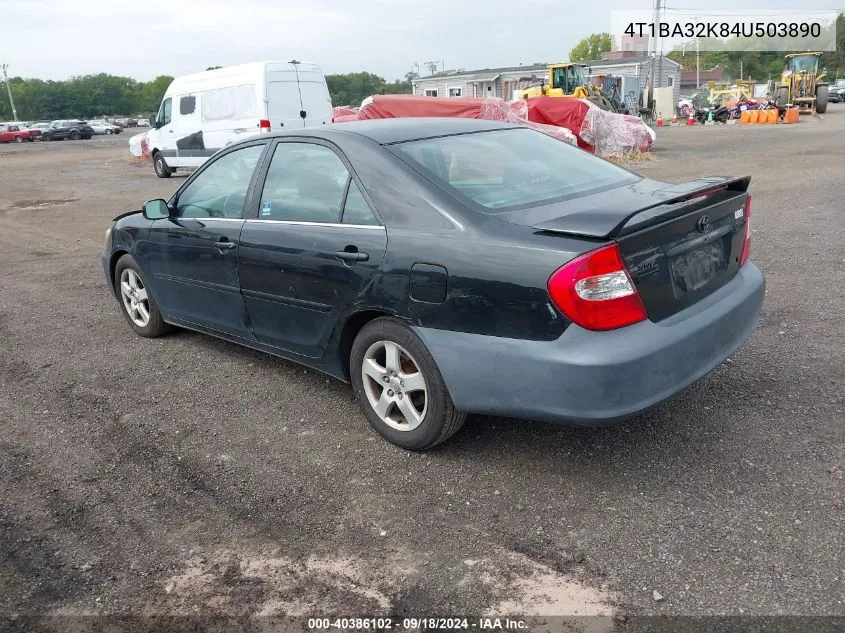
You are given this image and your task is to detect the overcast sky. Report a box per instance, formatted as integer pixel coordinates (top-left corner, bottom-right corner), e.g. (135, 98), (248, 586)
(2, 0), (842, 82)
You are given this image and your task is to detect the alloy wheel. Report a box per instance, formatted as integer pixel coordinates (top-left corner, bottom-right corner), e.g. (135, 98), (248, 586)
(120, 269), (151, 327)
(361, 340), (428, 431)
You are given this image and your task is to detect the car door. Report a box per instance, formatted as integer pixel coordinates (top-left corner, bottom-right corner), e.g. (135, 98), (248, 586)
(142, 141), (268, 337)
(237, 139), (387, 358)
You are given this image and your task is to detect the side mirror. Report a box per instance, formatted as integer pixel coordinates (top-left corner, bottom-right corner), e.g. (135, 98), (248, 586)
(142, 199), (170, 220)
(149, 113), (157, 127)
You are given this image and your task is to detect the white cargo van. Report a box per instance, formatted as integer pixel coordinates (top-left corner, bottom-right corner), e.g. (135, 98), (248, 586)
(145, 61), (333, 178)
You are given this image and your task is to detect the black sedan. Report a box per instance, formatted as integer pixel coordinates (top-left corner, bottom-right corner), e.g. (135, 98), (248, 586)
(102, 119), (765, 450)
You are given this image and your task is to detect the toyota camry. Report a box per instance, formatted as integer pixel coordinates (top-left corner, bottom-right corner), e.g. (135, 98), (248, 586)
(102, 119), (765, 450)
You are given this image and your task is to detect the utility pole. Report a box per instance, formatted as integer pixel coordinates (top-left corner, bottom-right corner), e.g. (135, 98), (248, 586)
(1, 64), (19, 122)
(696, 38), (700, 89)
(647, 0), (661, 109)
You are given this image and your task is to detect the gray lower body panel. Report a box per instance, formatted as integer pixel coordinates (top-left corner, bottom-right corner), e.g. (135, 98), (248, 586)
(413, 263), (765, 425)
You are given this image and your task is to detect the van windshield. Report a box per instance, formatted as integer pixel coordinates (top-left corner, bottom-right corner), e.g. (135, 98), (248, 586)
(391, 128), (639, 212)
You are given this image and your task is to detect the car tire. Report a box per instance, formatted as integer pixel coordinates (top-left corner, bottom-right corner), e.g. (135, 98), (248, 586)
(15, 136), (23, 143)
(153, 151), (172, 178)
(114, 254), (169, 338)
(816, 85), (828, 114)
(70, 130), (81, 140)
(350, 317), (466, 450)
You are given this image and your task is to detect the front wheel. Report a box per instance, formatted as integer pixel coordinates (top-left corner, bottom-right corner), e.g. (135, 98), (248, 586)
(106, 129), (113, 134)
(114, 254), (169, 337)
(350, 318), (466, 450)
(15, 136), (23, 143)
(816, 85), (829, 114)
(153, 152), (172, 178)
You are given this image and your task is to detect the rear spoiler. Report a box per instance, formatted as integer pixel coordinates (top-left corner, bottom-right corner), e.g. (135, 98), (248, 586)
(532, 176), (751, 239)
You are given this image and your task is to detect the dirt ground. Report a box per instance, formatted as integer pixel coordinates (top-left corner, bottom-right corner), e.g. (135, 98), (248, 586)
(0, 115), (843, 632)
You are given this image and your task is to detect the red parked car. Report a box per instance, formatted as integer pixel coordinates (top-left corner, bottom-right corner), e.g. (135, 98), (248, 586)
(0, 124), (31, 143)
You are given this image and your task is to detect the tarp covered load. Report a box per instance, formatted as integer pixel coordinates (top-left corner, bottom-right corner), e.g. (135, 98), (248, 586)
(351, 95), (578, 146)
(524, 97), (655, 156)
(331, 106), (359, 122)
(128, 130), (150, 158)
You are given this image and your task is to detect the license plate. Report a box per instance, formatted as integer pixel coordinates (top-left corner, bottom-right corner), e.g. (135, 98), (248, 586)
(670, 243), (725, 294)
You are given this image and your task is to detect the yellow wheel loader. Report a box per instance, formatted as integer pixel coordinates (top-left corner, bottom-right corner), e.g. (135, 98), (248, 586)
(516, 63), (592, 99)
(775, 53), (829, 114)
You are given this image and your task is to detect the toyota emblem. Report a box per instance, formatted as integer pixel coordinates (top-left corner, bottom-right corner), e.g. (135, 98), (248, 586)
(696, 215), (711, 233)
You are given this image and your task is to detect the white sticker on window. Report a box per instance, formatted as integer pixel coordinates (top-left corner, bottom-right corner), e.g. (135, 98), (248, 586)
(261, 201), (272, 216)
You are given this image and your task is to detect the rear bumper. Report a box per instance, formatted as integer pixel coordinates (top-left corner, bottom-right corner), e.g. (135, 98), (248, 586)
(414, 263), (765, 425)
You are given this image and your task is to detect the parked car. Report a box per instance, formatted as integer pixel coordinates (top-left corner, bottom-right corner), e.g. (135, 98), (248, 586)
(89, 120), (122, 135)
(145, 60), (332, 177)
(42, 120), (94, 141)
(21, 122), (47, 140)
(102, 119), (765, 450)
(0, 124), (32, 143)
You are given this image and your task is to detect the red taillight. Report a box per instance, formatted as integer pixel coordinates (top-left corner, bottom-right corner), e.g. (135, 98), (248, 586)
(548, 243), (647, 331)
(739, 194), (751, 267)
(259, 119), (271, 133)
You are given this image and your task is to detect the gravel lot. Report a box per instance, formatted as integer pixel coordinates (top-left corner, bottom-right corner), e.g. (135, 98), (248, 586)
(0, 115), (843, 630)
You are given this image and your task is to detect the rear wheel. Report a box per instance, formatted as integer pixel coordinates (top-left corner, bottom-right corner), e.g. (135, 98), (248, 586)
(106, 129), (113, 134)
(350, 318), (466, 450)
(14, 136), (23, 143)
(816, 85), (829, 114)
(70, 130), (81, 140)
(153, 151), (172, 178)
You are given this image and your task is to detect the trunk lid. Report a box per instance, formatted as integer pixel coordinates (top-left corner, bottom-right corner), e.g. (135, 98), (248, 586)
(512, 176), (751, 322)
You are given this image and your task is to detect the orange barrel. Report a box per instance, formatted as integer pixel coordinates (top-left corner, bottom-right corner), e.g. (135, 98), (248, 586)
(767, 109), (778, 124)
(740, 110), (750, 124)
(748, 110), (759, 124)
(789, 107), (800, 123)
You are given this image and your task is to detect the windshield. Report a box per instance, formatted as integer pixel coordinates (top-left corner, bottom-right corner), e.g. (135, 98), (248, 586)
(551, 65), (586, 92)
(391, 128), (639, 212)
(788, 55), (818, 73)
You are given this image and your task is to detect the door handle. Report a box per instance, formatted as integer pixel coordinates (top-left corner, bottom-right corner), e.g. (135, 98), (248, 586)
(335, 250), (369, 262)
(216, 239), (237, 252)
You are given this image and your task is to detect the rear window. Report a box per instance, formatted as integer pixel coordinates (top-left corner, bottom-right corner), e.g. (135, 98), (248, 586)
(391, 128), (639, 212)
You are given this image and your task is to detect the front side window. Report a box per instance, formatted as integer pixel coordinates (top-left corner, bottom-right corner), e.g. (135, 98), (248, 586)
(174, 144), (265, 219)
(259, 143), (350, 223)
(391, 128), (639, 212)
(159, 98), (172, 127)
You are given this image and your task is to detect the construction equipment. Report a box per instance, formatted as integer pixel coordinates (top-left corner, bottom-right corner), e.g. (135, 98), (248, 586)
(516, 63), (591, 99)
(775, 53), (829, 114)
(515, 64), (630, 114)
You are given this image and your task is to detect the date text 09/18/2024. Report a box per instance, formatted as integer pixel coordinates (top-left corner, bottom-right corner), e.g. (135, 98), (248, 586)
(307, 617), (528, 630)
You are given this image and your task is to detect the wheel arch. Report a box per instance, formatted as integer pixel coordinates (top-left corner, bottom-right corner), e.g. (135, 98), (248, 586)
(108, 250), (129, 295)
(336, 309), (399, 381)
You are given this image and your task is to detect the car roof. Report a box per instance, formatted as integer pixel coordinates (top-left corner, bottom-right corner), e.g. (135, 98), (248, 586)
(267, 118), (522, 145)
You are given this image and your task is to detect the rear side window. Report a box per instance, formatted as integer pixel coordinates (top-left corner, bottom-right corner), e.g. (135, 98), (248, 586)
(391, 128), (639, 212)
(259, 143), (349, 223)
(202, 85), (258, 121)
(180, 95), (196, 115)
(342, 181), (379, 226)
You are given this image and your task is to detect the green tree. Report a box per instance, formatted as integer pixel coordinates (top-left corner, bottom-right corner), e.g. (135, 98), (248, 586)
(325, 71), (412, 107)
(137, 75), (174, 113)
(569, 33), (613, 62)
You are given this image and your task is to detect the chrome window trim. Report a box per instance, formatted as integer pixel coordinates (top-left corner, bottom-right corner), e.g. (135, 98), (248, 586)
(244, 219), (385, 230)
